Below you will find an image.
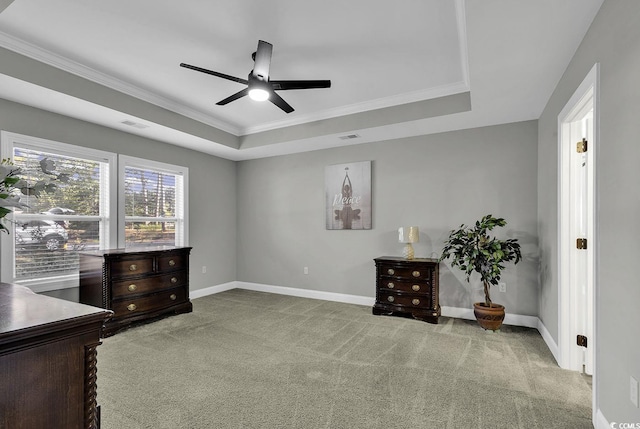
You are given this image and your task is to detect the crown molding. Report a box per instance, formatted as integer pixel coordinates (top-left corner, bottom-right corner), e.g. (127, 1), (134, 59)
(241, 0), (470, 136)
(0, 31), (241, 136)
(240, 80), (470, 135)
(0, 0), (471, 140)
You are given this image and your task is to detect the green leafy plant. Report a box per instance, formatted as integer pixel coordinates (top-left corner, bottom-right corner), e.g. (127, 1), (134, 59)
(0, 158), (67, 233)
(440, 214), (522, 307)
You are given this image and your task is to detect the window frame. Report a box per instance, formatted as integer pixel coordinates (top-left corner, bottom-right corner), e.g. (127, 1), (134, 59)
(118, 155), (189, 249)
(0, 131), (118, 292)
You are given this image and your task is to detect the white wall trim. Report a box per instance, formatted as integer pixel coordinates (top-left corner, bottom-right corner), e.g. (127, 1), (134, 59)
(241, 81), (469, 135)
(193, 282), (546, 331)
(189, 281), (237, 300)
(191, 281), (376, 306)
(237, 281), (376, 307)
(0, 30), (240, 136)
(557, 62), (599, 372)
(0, 28), (470, 139)
(441, 305), (475, 321)
(441, 305), (539, 329)
(537, 318), (560, 365)
(593, 408), (609, 429)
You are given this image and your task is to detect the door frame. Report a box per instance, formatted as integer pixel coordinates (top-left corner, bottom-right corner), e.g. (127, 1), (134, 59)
(557, 62), (599, 420)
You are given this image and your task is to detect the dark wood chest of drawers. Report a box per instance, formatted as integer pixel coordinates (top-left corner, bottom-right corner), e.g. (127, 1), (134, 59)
(79, 246), (192, 336)
(0, 282), (112, 429)
(373, 256), (440, 324)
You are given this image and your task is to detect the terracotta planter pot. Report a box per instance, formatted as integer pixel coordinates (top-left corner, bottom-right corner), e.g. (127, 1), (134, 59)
(473, 302), (505, 331)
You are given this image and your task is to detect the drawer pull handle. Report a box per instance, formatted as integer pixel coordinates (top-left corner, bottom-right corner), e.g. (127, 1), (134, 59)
(412, 270), (420, 278)
(127, 303), (137, 311)
(387, 282), (394, 289)
(169, 259), (176, 266)
(412, 284), (420, 291)
(387, 296), (395, 303)
(171, 277), (178, 284)
(387, 269), (395, 275)
(170, 294), (177, 301)
(129, 264), (137, 271)
(128, 284), (137, 292)
(412, 299), (420, 306)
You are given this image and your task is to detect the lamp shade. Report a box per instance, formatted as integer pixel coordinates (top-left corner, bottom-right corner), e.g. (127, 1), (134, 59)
(398, 226), (419, 243)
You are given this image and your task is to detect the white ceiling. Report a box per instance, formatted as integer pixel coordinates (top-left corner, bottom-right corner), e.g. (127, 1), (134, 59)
(0, 0), (604, 160)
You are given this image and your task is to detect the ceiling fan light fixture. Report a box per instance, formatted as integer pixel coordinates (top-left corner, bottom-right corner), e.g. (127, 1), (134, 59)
(181, 40), (330, 113)
(248, 87), (270, 102)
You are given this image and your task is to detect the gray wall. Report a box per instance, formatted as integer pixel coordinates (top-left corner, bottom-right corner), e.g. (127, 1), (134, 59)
(0, 98), (237, 293)
(237, 121), (539, 315)
(537, 0), (640, 422)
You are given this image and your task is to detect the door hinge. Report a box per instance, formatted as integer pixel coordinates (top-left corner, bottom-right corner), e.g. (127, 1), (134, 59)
(577, 334), (588, 348)
(577, 138), (588, 153)
(576, 238), (588, 249)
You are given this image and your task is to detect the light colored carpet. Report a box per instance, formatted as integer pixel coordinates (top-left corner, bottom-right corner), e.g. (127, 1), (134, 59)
(97, 289), (592, 428)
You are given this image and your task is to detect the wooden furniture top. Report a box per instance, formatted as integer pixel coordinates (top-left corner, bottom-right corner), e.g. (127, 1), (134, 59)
(374, 256), (439, 263)
(79, 245), (192, 257)
(0, 282), (112, 347)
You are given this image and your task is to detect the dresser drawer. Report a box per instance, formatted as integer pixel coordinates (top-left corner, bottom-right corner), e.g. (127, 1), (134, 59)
(80, 247), (193, 335)
(110, 257), (154, 278)
(158, 253), (188, 272)
(373, 257), (440, 323)
(378, 290), (431, 309)
(112, 287), (187, 319)
(111, 271), (187, 298)
(378, 278), (431, 294)
(378, 264), (433, 281)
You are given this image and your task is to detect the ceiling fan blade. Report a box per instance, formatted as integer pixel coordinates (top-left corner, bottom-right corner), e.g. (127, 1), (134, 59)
(180, 63), (248, 85)
(252, 40), (272, 81)
(268, 91), (294, 113)
(270, 80), (332, 90)
(216, 88), (250, 105)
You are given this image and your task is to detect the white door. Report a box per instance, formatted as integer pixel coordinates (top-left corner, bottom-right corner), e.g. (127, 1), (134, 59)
(558, 64), (598, 376)
(568, 112), (594, 375)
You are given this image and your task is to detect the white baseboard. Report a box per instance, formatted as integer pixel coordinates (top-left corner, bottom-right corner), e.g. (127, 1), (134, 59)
(236, 281), (376, 307)
(193, 282), (542, 329)
(537, 319), (560, 365)
(190, 281), (236, 299)
(441, 305), (538, 329)
(505, 312), (539, 329)
(441, 305), (475, 320)
(594, 408), (609, 429)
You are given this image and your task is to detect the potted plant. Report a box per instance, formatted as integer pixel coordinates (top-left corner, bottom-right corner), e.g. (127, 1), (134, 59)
(439, 214), (522, 330)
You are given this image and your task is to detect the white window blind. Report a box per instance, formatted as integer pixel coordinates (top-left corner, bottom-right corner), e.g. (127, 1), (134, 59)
(119, 155), (187, 248)
(1, 132), (117, 292)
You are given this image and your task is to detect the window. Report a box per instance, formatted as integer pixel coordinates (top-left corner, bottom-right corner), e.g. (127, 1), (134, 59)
(1, 135), (188, 291)
(118, 156), (188, 248)
(1, 132), (117, 292)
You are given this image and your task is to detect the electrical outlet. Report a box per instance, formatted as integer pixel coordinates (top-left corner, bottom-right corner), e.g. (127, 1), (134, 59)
(303, 267), (309, 275)
(498, 282), (506, 293)
(631, 376), (639, 407)
(202, 266), (207, 274)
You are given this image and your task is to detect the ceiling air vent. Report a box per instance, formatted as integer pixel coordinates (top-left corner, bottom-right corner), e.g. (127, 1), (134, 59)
(121, 120), (149, 129)
(338, 134), (360, 140)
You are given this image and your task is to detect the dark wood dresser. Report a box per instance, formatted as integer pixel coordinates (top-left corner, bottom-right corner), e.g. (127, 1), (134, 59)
(0, 282), (112, 429)
(373, 256), (440, 324)
(79, 246), (192, 336)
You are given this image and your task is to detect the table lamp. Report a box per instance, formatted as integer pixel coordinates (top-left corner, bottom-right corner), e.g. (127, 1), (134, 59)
(398, 226), (419, 260)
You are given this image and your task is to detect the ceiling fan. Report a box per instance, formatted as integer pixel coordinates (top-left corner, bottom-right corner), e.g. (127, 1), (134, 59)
(180, 40), (331, 114)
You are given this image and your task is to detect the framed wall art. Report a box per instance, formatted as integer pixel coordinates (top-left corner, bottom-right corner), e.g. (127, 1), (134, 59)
(325, 160), (372, 230)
